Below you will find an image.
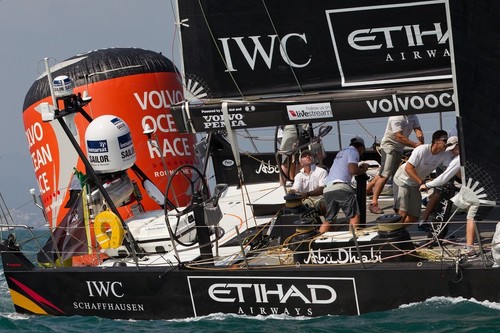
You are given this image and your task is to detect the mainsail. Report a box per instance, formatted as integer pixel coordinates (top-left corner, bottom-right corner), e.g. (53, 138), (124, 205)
(447, 0), (499, 206)
(171, 0), (499, 206)
(172, 0), (454, 131)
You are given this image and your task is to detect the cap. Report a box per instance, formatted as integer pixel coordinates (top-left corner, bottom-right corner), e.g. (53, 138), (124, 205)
(446, 136), (459, 151)
(300, 149), (313, 159)
(350, 136), (365, 147)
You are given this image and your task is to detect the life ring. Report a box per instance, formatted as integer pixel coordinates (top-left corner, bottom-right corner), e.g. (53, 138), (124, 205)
(94, 211), (125, 249)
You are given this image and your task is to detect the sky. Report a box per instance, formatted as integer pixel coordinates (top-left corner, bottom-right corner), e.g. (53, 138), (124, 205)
(0, 0), (179, 226)
(0, 0), (455, 227)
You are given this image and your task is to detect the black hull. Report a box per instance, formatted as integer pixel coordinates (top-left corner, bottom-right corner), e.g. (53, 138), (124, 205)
(2, 251), (498, 320)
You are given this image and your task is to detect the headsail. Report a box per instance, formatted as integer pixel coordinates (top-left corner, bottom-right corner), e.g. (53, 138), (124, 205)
(37, 188), (89, 265)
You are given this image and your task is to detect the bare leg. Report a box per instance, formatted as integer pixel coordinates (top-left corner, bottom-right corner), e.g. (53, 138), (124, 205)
(466, 218), (475, 246)
(280, 155), (299, 186)
(280, 163), (289, 186)
(371, 176), (388, 206)
(396, 203), (419, 224)
(350, 215), (360, 229)
(368, 176), (388, 214)
(319, 220), (332, 233)
(366, 175), (378, 193)
(406, 215), (419, 224)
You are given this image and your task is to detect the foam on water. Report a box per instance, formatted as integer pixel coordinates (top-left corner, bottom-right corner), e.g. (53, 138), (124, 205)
(400, 296), (500, 311)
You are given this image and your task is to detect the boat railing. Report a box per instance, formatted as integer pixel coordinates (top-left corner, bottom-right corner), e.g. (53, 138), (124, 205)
(0, 224), (48, 262)
(0, 218), (498, 270)
(181, 218), (499, 270)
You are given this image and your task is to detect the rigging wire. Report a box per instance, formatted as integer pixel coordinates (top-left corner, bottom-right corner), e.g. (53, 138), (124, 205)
(172, 0), (309, 101)
(355, 120), (377, 140)
(169, 0), (189, 99)
(260, 0), (305, 94)
(193, 0), (245, 99)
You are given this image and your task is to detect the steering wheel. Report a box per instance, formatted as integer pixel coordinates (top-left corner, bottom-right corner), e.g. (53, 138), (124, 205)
(164, 164), (210, 247)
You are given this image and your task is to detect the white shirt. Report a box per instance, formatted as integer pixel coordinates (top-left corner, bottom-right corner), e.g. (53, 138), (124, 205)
(380, 115), (421, 152)
(425, 155), (460, 188)
(292, 164), (327, 195)
(394, 144), (453, 187)
(326, 146), (360, 184)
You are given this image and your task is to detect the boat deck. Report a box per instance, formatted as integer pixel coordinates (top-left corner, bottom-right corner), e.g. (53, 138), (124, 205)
(330, 190), (499, 261)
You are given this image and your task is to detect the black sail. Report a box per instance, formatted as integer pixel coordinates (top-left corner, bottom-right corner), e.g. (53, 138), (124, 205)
(172, 0), (454, 131)
(449, 1), (499, 205)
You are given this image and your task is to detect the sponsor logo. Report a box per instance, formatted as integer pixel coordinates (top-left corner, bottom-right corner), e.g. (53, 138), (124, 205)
(118, 133), (133, 149)
(222, 159), (235, 167)
(89, 155), (109, 164)
(348, 23), (448, 51)
(26, 122), (53, 195)
(326, 1), (451, 86)
(202, 113), (247, 129)
(286, 102), (333, 121)
(255, 160), (280, 174)
(366, 92), (454, 114)
(303, 247), (383, 264)
(110, 117), (126, 130)
(430, 197), (449, 235)
(120, 147), (135, 159)
(73, 302), (145, 312)
(86, 281), (124, 298)
(435, 198), (449, 222)
(74, 280), (146, 313)
(87, 140), (109, 153)
(208, 283), (336, 304)
(188, 276), (360, 316)
(134, 89), (183, 110)
(219, 33), (311, 72)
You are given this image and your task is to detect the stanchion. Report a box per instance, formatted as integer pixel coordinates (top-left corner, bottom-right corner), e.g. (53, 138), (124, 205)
(355, 173), (369, 227)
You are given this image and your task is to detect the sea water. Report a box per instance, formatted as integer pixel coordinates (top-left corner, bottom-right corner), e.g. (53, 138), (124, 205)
(0, 232), (499, 332)
(0, 292), (498, 333)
